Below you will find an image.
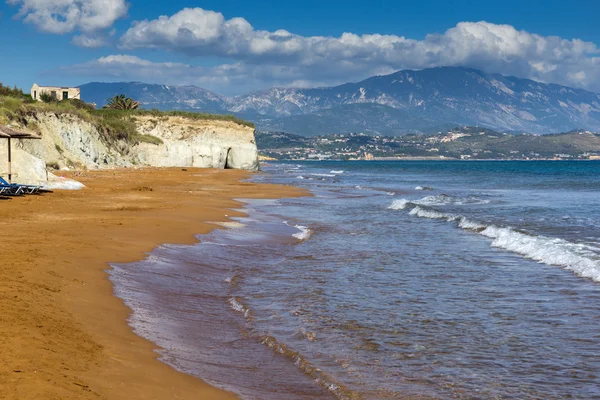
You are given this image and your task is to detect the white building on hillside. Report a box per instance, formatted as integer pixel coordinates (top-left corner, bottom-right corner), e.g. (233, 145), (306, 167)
(30, 84), (81, 102)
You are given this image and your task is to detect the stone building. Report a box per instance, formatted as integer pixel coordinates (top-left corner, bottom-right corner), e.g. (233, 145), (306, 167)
(30, 84), (80, 102)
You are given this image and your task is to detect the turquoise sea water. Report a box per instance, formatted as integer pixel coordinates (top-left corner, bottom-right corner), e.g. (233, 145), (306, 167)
(111, 160), (600, 399)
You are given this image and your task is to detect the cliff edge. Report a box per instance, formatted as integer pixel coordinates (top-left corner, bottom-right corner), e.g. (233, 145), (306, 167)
(1, 108), (259, 184)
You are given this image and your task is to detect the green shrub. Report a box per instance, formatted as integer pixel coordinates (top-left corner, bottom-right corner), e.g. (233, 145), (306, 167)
(22, 94), (35, 104)
(68, 98), (96, 111)
(0, 84), (26, 98)
(39, 92), (57, 103)
(97, 114), (138, 144)
(133, 133), (163, 145)
(103, 94), (141, 110)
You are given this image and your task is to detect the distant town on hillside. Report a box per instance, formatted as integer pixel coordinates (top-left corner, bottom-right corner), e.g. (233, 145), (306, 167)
(256, 127), (600, 161)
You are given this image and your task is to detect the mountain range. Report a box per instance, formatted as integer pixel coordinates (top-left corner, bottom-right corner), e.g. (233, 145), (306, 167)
(80, 67), (600, 136)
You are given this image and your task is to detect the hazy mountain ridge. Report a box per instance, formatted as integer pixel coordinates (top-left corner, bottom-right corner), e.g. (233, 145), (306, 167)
(80, 67), (600, 136)
(80, 82), (229, 113)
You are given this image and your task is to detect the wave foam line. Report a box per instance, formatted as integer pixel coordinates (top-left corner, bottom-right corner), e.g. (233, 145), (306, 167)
(228, 296), (361, 399)
(293, 225), (313, 241)
(229, 297), (253, 320)
(261, 335), (361, 400)
(390, 199), (600, 282)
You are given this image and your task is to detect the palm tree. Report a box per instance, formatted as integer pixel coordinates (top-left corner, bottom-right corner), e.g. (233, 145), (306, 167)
(103, 94), (141, 110)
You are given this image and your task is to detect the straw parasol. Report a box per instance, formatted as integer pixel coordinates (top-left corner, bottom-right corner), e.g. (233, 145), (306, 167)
(0, 125), (41, 183)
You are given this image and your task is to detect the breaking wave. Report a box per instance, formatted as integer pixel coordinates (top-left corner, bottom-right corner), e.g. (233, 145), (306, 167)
(388, 199), (411, 210)
(293, 225), (313, 241)
(420, 194), (490, 206)
(389, 194), (489, 208)
(390, 199), (600, 282)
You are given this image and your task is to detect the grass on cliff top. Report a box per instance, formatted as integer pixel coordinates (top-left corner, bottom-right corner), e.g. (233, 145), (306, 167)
(0, 90), (254, 150)
(93, 109), (255, 129)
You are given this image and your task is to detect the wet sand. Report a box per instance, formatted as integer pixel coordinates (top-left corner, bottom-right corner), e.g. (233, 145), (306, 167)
(0, 167), (306, 400)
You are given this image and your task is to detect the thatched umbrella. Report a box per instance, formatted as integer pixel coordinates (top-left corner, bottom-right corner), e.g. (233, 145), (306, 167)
(0, 126), (41, 183)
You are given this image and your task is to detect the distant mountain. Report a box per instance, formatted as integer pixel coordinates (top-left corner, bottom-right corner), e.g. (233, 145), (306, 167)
(80, 67), (600, 136)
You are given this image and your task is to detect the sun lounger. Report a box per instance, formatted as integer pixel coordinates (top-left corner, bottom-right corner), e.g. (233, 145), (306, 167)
(0, 177), (52, 194)
(0, 184), (24, 196)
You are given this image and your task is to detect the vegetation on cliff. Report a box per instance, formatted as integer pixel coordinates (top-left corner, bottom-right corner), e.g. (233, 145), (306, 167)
(103, 94), (141, 110)
(0, 85), (255, 152)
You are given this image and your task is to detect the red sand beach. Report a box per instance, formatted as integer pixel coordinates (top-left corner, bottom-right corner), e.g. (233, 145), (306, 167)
(0, 167), (306, 400)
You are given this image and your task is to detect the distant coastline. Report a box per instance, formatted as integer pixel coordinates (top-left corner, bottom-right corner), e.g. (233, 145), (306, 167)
(257, 127), (600, 162)
(278, 156), (600, 162)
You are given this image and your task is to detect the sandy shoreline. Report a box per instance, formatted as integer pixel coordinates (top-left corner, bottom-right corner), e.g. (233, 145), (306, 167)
(0, 167), (306, 400)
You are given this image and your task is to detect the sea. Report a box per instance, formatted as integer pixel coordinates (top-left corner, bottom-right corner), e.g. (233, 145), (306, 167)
(110, 160), (600, 400)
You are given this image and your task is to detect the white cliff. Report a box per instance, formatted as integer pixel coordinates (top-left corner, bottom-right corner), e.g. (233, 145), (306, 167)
(7, 111), (259, 184)
(134, 115), (258, 170)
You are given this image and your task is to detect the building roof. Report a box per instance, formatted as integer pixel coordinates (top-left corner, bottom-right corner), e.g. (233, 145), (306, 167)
(32, 83), (79, 89)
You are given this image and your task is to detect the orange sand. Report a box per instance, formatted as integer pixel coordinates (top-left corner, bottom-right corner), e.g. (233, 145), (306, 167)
(0, 167), (306, 400)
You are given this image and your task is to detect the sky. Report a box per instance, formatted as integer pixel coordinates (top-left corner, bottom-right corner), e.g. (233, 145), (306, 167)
(1, 0), (599, 96)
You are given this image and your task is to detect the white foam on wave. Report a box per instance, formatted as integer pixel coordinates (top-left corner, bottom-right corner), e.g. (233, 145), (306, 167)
(389, 194), (489, 209)
(293, 225), (313, 241)
(457, 217), (487, 231)
(296, 176), (305, 180)
(417, 195), (455, 206)
(417, 194), (490, 206)
(212, 221), (246, 229)
(229, 297), (252, 320)
(388, 199), (411, 210)
(479, 226), (600, 281)
(330, 170), (344, 174)
(409, 205), (458, 221)
(389, 199), (600, 282)
(311, 173), (336, 177)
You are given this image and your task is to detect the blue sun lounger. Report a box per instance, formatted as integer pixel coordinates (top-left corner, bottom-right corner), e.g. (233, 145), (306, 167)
(0, 177), (51, 195)
(0, 184), (24, 196)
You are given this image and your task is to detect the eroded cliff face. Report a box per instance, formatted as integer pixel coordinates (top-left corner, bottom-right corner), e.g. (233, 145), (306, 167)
(19, 112), (128, 170)
(6, 112), (259, 184)
(134, 116), (258, 170)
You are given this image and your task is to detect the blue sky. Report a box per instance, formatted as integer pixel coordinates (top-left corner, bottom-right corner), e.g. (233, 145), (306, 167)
(1, 0), (600, 95)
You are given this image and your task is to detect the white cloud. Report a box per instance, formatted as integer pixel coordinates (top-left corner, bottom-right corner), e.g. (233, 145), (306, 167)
(71, 34), (109, 48)
(118, 8), (600, 92)
(54, 54), (325, 95)
(7, 0), (128, 34)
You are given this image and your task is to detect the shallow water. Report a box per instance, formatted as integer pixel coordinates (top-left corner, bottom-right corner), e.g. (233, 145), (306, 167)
(111, 160), (600, 399)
